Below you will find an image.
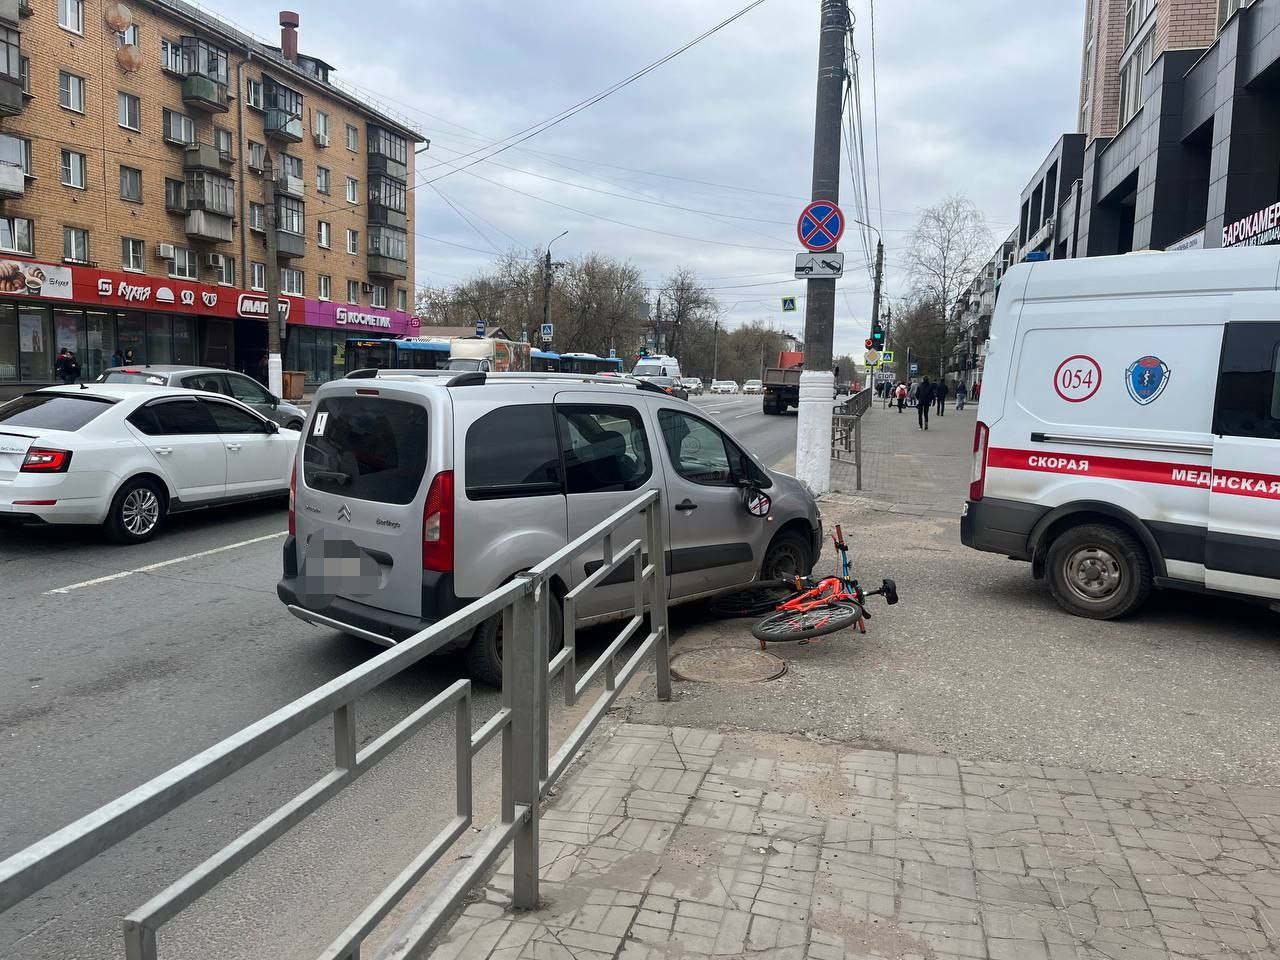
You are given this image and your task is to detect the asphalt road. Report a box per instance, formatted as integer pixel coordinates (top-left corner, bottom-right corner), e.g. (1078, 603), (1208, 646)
(0, 392), (798, 960)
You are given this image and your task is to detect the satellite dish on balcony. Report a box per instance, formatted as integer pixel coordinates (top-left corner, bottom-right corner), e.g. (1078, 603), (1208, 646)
(116, 43), (142, 72)
(103, 1), (132, 31)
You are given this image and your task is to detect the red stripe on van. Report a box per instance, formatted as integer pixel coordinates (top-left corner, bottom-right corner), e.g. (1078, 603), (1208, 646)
(986, 448), (1280, 500)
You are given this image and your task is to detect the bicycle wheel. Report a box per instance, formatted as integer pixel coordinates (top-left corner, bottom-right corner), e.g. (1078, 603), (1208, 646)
(751, 601), (864, 643)
(709, 580), (801, 618)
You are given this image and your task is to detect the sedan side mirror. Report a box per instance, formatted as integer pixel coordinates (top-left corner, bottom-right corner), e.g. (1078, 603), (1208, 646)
(265, 420), (279, 434)
(742, 487), (771, 517)
(269, 395), (279, 408)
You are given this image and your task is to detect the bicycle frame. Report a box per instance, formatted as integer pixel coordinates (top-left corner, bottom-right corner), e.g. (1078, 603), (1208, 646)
(775, 526), (863, 614)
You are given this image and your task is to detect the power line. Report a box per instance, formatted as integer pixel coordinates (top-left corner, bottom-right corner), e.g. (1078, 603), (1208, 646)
(868, 0), (884, 237)
(429, 183), (503, 255)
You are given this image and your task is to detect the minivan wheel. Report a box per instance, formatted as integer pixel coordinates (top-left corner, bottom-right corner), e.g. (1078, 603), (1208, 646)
(1045, 523), (1152, 620)
(465, 595), (564, 688)
(761, 530), (813, 581)
(106, 478), (165, 544)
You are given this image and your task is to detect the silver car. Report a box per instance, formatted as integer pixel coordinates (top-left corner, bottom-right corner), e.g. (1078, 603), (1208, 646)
(97, 365), (307, 430)
(278, 372), (822, 685)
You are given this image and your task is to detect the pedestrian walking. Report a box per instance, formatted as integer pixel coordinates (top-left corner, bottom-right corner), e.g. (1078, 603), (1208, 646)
(955, 381), (968, 410)
(973, 381), (982, 402)
(916, 376), (934, 430)
(895, 381), (907, 412)
(935, 380), (948, 417)
(123, 348), (137, 365)
(110, 348), (123, 367)
(55, 347), (79, 384)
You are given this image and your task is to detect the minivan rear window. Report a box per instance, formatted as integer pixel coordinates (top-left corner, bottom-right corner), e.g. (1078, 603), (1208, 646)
(304, 396), (428, 504)
(0, 393), (114, 431)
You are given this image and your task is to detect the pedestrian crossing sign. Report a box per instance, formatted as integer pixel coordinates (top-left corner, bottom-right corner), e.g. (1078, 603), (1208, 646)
(880, 350), (894, 363)
(781, 297), (797, 312)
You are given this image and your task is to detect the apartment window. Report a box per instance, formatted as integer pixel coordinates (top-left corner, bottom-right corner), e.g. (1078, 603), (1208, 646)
(18, 137), (30, 178)
(249, 201), (264, 231)
(60, 149), (86, 189)
(180, 37), (228, 85)
(0, 216), (33, 254)
(369, 175), (406, 213)
(368, 126), (408, 165)
(251, 261), (266, 291)
(116, 24), (140, 47)
(117, 91), (140, 130)
(58, 72), (85, 112)
(346, 228), (359, 255)
(316, 165), (330, 194)
(58, 0), (82, 33)
(164, 177), (185, 210)
(281, 153), (302, 180)
(346, 177), (358, 203)
(161, 37), (183, 73)
(63, 226), (89, 263)
(276, 196), (304, 235)
(215, 255), (234, 285)
(371, 285), (386, 308)
(0, 27), (19, 83)
(1118, 31), (1155, 125)
(171, 247), (197, 280)
(214, 127), (233, 157)
(1124, 0), (1157, 44)
(397, 289), (407, 313)
(314, 110), (329, 139)
(245, 77), (263, 110)
(19, 56), (28, 95)
(185, 171), (234, 216)
(318, 274), (331, 301)
(121, 237), (144, 271)
(280, 267), (303, 296)
(345, 123), (358, 151)
(119, 165), (142, 202)
(163, 108), (195, 145)
(369, 226), (408, 262)
(1220, 0), (1245, 27)
(347, 279), (360, 303)
(247, 140), (265, 171)
(317, 220), (331, 248)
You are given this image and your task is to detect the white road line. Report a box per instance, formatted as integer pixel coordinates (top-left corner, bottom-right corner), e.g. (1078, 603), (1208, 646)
(735, 411), (758, 418)
(43, 531), (288, 595)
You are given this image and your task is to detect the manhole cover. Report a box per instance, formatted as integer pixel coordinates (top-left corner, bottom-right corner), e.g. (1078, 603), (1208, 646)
(671, 648), (787, 684)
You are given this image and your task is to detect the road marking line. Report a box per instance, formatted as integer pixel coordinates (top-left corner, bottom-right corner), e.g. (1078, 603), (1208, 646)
(735, 412), (757, 418)
(44, 531), (288, 595)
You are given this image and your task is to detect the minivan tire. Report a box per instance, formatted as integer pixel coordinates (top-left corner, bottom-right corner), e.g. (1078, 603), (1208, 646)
(761, 530), (813, 581)
(1045, 522), (1152, 620)
(106, 477), (166, 544)
(465, 595), (564, 688)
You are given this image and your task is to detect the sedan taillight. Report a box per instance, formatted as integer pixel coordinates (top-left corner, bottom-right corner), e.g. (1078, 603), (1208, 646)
(21, 448), (72, 472)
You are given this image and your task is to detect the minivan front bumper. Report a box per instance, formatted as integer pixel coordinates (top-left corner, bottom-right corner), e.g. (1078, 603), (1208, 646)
(277, 535), (474, 649)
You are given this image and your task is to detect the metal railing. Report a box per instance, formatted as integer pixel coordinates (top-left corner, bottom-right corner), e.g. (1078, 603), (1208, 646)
(832, 387), (874, 489)
(0, 490), (669, 960)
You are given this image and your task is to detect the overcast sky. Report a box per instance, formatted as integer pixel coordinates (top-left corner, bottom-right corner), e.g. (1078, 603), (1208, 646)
(223, 0), (1085, 357)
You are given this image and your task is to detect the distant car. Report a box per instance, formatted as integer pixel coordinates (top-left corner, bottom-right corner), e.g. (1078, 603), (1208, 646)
(0, 384), (297, 543)
(743, 379), (763, 394)
(680, 377), (704, 395)
(648, 376), (689, 401)
(97, 365), (306, 430)
(711, 380), (739, 394)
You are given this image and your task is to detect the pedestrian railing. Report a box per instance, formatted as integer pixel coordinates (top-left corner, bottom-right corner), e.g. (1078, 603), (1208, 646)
(832, 387), (873, 489)
(0, 490), (670, 960)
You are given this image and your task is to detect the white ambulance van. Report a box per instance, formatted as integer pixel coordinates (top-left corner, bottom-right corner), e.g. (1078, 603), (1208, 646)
(962, 248), (1280, 619)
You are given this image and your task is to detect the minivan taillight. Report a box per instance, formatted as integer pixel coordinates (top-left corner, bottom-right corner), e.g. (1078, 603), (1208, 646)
(288, 462), (297, 536)
(422, 470), (454, 573)
(969, 421), (990, 502)
(21, 448), (72, 472)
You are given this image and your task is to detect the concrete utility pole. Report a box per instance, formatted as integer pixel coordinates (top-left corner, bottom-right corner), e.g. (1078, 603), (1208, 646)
(712, 318), (719, 379)
(543, 230), (567, 348)
(795, 0), (847, 495)
(262, 152), (283, 399)
(870, 238), (883, 340)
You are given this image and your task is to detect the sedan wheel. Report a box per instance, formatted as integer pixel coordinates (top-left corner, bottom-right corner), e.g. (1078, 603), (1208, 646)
(107, 478), (165, 544)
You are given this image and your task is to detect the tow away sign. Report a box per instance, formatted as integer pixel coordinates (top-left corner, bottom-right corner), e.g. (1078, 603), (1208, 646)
(794, 253), (844, 279)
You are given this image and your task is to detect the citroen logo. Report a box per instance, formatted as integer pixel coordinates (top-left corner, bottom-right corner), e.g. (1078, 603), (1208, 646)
(337, 504), (352, 522)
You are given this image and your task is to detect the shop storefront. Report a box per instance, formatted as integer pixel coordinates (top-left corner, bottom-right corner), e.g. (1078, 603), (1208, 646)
(0, 256), (416, 394)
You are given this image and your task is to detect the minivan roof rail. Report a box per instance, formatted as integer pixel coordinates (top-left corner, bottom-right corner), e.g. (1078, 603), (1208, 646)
(346, 368), (379, 379)
(446, 371), (486, 387)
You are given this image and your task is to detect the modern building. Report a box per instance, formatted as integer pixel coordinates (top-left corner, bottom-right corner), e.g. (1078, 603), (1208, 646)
(1017, 134), (1085, 261)
(0, 0), (423, 394)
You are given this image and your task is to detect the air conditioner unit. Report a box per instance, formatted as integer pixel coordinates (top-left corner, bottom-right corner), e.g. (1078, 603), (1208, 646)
(205, 253), (224, 269)
(361, 282), (374, 294)
(156, 243), (176, 260)
(313, 132), (329, 147)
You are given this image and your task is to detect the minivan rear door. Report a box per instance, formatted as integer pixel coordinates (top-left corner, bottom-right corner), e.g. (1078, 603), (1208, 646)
(296, 387), (433, 618)
(1205, 320), (1280, 599)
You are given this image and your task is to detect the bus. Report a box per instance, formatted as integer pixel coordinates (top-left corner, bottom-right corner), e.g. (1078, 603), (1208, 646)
(345, 338), (450, 372)
(531, 349), (560, 372)
(558, 352), (624, 375)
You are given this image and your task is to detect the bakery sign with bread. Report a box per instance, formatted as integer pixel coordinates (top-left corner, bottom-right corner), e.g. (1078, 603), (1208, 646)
(0, 259), (73, 300)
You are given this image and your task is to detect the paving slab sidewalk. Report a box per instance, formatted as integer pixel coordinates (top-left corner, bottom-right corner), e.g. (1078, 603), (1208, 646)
(433, 723), (1280, 960)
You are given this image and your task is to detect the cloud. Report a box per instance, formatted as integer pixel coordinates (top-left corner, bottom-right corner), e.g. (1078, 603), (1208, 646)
(220, 0), (1085, 358)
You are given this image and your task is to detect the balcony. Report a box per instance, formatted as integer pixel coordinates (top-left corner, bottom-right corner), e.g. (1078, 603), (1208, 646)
(0, 70), (21, 117)
(185, 209), (233, 243)
(183, 142), (231, 172)
(367, 152), (407, 181)
(275, 230), (305, 258)
(277, 173), (304, 197)
(367, 255), (407, 280)
(182, 74), (229, 113)
(265, 108), (303, 143)
(367, 201), (407, 231)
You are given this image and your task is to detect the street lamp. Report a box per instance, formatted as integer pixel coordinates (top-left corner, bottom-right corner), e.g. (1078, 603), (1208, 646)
(542, 231), (568, 348)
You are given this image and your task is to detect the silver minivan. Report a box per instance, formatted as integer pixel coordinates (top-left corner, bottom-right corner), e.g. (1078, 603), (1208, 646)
(277, 372), (822, 685)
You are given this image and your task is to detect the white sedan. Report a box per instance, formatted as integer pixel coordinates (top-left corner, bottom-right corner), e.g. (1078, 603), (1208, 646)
(742, 379), (763, 394)
(0, 384), (299, 543)
(710, 380), (739, 394)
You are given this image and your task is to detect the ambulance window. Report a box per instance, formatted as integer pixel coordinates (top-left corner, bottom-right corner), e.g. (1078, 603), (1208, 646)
(1213, 322), (1280, 441)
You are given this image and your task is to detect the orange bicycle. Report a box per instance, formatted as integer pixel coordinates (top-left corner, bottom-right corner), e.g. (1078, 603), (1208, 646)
(750, 524), (897, 648)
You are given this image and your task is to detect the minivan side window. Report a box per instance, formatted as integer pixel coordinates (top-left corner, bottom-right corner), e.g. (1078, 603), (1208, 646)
(557, 405), (651, 494)
(1213, 322), (1280, 441)
(658, 410), (735, 485)
(465, 404), (561, 500)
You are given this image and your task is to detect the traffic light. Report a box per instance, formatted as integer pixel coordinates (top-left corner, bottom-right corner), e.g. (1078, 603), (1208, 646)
(865, 338), (874, 350)
(870, 321), (885, 348)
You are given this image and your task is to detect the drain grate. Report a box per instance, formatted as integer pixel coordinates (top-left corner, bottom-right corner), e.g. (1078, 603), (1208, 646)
(671, 648), (787, 684)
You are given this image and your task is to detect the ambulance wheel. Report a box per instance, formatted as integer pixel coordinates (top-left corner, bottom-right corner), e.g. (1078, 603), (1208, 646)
(1045, 523), (1151, 620)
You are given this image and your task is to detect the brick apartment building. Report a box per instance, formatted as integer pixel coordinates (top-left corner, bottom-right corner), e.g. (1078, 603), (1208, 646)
(0, 0), (422, 394)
